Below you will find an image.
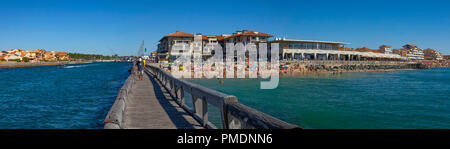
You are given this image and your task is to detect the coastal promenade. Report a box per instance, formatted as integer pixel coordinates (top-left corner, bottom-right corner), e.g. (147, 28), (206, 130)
(104, 63), (299, 129)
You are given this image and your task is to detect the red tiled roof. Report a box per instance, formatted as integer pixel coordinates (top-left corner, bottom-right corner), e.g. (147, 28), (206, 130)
(201, 35), (224, 40)
(224, 30), (272, 39)
(165, 31), (194, 37)
(403, 44), (417, 48)
(355, 47), (375, 52)
(160, 31), (194, 41)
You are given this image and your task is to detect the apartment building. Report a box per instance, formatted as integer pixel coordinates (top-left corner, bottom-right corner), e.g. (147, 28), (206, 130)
(423, 48), (444, 60)
(403, 44), (424, 60)
(156, 30), (272, 62)
(379, 45), (393, 54)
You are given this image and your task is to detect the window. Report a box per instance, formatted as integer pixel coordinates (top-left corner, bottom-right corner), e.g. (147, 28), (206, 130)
(307, 43), (315, 49)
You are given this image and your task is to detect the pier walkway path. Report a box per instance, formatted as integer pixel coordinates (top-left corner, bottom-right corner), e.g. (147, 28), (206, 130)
(122, 70), (203, 129)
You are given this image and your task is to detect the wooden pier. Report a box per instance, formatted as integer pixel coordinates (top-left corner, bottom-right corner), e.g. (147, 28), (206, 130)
(104, 64), (299, 129)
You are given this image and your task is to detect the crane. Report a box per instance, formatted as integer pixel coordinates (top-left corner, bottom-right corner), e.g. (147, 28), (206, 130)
(138, 40), (144, 57)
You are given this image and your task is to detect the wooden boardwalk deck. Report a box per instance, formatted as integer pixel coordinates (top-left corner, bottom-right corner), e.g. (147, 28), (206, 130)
(123, 71), (203, 129)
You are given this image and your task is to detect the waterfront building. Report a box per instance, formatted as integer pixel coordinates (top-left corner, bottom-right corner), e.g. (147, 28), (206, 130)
(221, 30), (272, 45)
(156, 31), (222, 62)
(149, 51), (157, 62)
(220, 30), (272, 61)
(379, 45), (393, 54)
(4, 49), (24, 61)
(0, 49), (69, 62)
(157, 31), (195, 62)
(338, 46), (355, 51)
(423, 48), (444, 60)
(156, 30), (272, 62)
(355, 47), (379, 53)
(444, 55), (450, 60)
(156, 30), (419, 62)
(402, 44), (424, 60)
(200, 34), (225, 59)
(393, 48), (409, 57)
(268, 39), (402, 61)
(23, 51), (37, 61)
(55, 52), (69, 60)
(269, 39), (348, 60)
(4, 54), (22, 61)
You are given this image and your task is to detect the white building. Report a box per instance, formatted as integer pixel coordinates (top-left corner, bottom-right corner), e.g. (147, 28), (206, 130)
(379, 45), (393, 54)
(269, 39), (403, 61)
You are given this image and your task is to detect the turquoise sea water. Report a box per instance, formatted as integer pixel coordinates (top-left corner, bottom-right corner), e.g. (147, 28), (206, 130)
(188, 68), (450, 129)
(0, 62), (131, 129)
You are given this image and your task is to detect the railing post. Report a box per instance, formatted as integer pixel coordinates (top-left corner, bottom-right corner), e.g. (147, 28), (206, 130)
(165, 76), (169, 88)
(180, 87), (185, 106)
(167, 78), (172, 90)
(221, 96), (239, 129)
(163, 76), (167, 88)
(202, 97), (208, 127)
(192, 95), (202, 116)
(174, 85), (179, 103)
(170, 80), (175, 96)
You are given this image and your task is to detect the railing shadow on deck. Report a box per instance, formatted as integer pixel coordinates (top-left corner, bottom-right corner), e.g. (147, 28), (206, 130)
(146, 64), (301, 129)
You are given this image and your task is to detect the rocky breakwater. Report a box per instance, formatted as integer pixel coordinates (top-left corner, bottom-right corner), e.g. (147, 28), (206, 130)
(281, 61), (428, 74)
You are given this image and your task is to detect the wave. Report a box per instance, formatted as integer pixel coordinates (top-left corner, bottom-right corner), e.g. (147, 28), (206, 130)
(64, 63), (99, 68)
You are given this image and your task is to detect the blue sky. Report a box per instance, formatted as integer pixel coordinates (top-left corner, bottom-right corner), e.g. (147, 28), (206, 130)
(1, 0), (449, 56)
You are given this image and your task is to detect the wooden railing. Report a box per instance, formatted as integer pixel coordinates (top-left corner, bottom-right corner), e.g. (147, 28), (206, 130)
(146, 65), (300, 129)
(104, 64), (135, 129)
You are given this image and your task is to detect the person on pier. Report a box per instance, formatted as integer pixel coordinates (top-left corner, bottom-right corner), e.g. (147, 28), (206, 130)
(137, 58), (144, 80)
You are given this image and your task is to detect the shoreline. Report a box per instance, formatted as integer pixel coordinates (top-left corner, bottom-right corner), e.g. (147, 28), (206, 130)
(0, 61), (91, 68)
(166, 68), (421, 79)
(278, 68), (417, 77)
(159, 62), (433, 79)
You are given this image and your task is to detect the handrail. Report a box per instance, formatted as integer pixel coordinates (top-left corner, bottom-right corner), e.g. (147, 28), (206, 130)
(146, 64), (300, 129)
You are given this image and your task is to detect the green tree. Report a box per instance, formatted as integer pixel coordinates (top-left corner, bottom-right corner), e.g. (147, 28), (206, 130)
(23, 57), (29, 62)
